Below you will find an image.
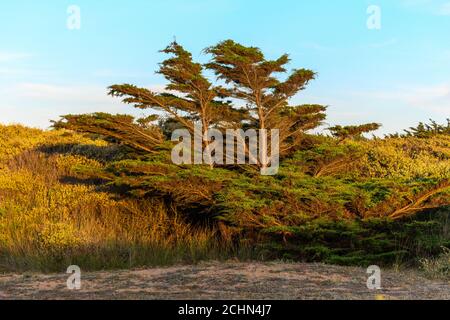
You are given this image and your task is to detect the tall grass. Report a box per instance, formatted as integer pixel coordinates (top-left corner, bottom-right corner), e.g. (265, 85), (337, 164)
(0, 125), (255, 273)
(420, 247), (450, 279)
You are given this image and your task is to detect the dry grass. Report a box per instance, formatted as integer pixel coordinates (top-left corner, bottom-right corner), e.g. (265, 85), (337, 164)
(420, 248), (450, 279)
(0, 125), (243, 273)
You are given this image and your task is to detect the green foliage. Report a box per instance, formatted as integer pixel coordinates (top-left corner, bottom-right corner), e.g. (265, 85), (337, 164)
(284, 138), (364, 177)
(48, 115), (450, 268)
(328, 123), (381, 141)
(205, 39), (326, 159)
(359, 135), (450, 179)
(53, 113), (165, 154)
(404, 119), (450, 138)
(107, 41), (246, 164)
(258, 209), (450, 266)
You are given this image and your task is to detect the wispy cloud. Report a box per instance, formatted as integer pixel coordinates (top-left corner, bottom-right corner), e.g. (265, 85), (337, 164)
(401, 0), (450, 15)
(0, 68), (31, 76)
(350, 83), (450, 115)
(367, 38), (398, 49)
(13, 83), (112, 103)
(0, 51), (32, 62)
(92, 69), (152, 79)
(0, 83), (166, 128)
(437, 2), (450, 15)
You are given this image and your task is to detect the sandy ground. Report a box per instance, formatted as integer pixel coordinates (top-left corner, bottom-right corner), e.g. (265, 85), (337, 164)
(0, 262), (449, 300)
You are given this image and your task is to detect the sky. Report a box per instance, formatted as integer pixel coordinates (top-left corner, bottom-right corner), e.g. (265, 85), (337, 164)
(1, 0), (449, 135)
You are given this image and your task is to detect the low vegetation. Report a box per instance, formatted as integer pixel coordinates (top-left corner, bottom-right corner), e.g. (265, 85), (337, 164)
(0, 125), (249, 272)
(1, 40), (449, 275)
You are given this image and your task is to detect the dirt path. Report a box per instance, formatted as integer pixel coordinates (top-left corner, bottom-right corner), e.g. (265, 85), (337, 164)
(1, 262), (449, 300)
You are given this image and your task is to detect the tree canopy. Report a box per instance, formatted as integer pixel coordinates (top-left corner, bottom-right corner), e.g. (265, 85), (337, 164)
(52, 40), (450, 236)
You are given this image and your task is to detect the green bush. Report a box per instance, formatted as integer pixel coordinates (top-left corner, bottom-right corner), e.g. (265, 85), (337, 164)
(257, 208), (450, 267)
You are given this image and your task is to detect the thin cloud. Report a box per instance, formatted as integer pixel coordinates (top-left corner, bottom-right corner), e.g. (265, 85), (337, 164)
(0, 83), (167, 128)
(92, 69), (152, 79)
(0, 52), (32, 62)
(437, 2), (450, 15)
(367, 38), (398, 49)
(299, 43), (335, 53)
(401, 0), (450, 15)
(350, 83), (450, 115)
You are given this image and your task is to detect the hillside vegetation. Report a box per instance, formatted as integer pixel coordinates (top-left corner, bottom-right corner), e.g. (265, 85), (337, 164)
(1, 40), (449, 275)
(0, 125), (237, 272)
(0, 123), (449, 274)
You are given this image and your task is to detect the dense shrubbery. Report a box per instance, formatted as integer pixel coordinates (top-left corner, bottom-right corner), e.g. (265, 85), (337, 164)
(1, 40), (449, 272)
(1, 123), (449, 272)
(54, 40), (449, 226)
(65, 131), (449, 229)
(259, 209), (450, 266)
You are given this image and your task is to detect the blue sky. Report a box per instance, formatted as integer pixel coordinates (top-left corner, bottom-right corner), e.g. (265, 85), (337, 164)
(1, 0), (449, 134)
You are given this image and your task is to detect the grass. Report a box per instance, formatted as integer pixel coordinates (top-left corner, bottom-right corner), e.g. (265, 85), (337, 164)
(0, 195), (237, 272)
(420, 247), (450, 279)
(0, 125), (260, 273)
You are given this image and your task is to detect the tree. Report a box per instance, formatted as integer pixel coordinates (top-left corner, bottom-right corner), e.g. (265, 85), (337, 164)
(328, 123), (381, 142)
(108, 41), (245, 166)
(388, 180), (450, 220)
(43, 39), (450, 265)
(50, 40), (449, 235)
(53, 113), (164, 154)
(205, 40), (327, 167)
(404, 119), (450, 138)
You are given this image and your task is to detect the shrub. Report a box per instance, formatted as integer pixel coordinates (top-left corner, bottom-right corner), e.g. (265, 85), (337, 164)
(258, 209), (450, 267)
(420, 247), (450, 279)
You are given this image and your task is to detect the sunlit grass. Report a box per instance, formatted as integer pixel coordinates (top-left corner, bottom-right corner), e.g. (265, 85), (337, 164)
(0, 125), (255, 273)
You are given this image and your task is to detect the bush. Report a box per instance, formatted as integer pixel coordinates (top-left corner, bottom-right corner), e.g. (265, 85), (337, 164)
(420, 247), (450, 279)
(257, 209), (450, 267)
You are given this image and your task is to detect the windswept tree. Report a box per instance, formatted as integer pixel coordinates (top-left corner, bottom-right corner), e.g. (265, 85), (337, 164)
(108, 42), (245, 165)
(48, 40), (449, 242)
(56, 41), (325, 170)
(404, 119), (450, 138)
(328, 123), (381, 142)
(205, 40), (327, 167)
(53, 113), (164, 154)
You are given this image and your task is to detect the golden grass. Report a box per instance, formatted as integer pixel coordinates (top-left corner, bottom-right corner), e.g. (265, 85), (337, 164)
(0, 125), (245, 272)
